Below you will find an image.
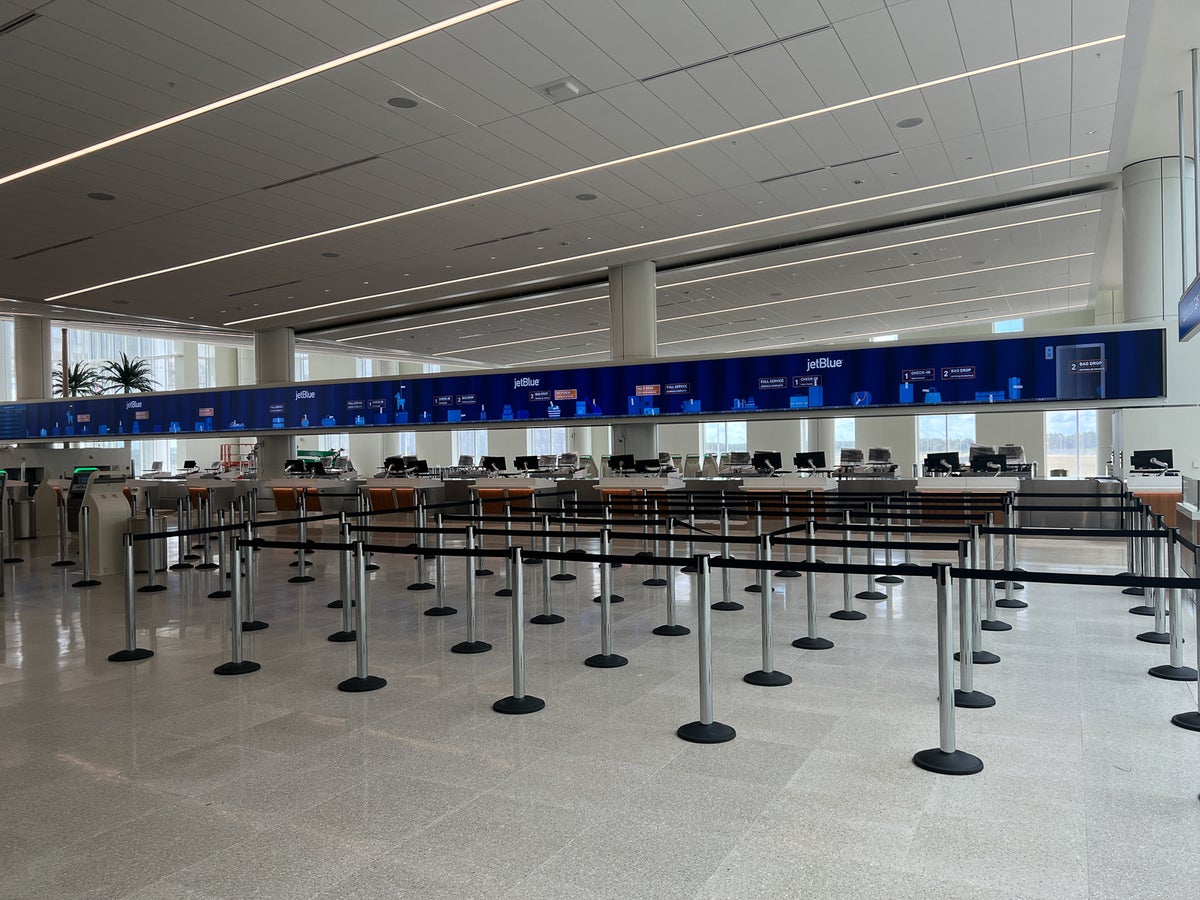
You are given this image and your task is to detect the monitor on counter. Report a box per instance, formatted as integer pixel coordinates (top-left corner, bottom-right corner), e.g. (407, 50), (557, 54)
(284, 459), (305, 475)
(1130, 449), (1173, 471)
(480, 456), (506, 473)
(794, 451), (826, 470)
(924, 451), (961, 474)
(182, 460), (198, 470)
(969, 453), (1007, 474)
(751, 451), (782, 473)
(868, 447), (892, 464)
(998, 444), (1025, 462)
(608, 454), (635, 473)
(411, 459), (429, 475)
(514, 455), (539, 471)
(839, 448), (864, 466)
(633, 458), (662, 473)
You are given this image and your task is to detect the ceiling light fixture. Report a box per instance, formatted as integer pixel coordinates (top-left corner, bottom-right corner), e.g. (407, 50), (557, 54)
(231, 150), (1108, 327)
(1, 0), (524, 190)
(47, 35), (1123, 305)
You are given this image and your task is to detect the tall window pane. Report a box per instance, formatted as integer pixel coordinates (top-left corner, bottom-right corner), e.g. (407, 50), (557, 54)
(700, 421), (747, 456)
(1045, 410), (1097, 477)
(833, 418), (856, 453)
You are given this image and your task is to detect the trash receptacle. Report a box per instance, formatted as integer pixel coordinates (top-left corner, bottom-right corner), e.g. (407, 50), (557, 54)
(129, 515), (168, 573)
(12, 499), (35, 540)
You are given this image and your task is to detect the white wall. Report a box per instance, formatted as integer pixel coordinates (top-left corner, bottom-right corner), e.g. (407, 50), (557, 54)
(855, 415), (917, 474)
(976, 410), (1046, 470)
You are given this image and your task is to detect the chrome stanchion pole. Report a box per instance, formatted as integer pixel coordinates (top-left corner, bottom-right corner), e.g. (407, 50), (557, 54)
(954, 538), (994, 708)
(877, 496), (902, 584)
(288, 496), (314, 583)
(744, 500), (764, 593)
(170, 498), (192, 570)
(644, 498), (667, 586)
(678, 555), (735, 743)
(777, 493), (800, 577)
(794, 520), (833, 650)
(586, 529), (627, 667)
(857, 502), (887, 600)
(452, 525), (491, 653)
(195, 496), (217, 571)
(902, 491), (915, 567)
(979, 513), (1009, 631)
(4, 498), (22, 563)
(1150, 528), (1199, 681)
(72, 505), (101, 587)
(1126, 501), (1149, 602)
(241, 521), (266, 631)
(494, 547), (545, 713)
(208, 510), (231, 599)
(424, 514), (455, 616)
(995, 520), (1026, 609)
(108, 532), (154, 661)
(712, 506), (742, 610)
(531, 514), (563, 624)
(682, 492), (697, 572)
(495, 499), (514, 597)
(139, 509), (167, 593)
(52, 492), (75, 567)
(833, 509), (865, 620)
(328, 521), (355, 642)
(554, 500), (576, 580)
(1138, 520), (1170, 643)
(592, 508), (624, 604)
(338, 542), (386, 692)
(966, 525), (998, 664)
(475, 495), (494, 576)
(214, 533), (259, 676)
(745, 536), (791, 686)
(654, 531), (689, 636)
(913, 563), (984, 774)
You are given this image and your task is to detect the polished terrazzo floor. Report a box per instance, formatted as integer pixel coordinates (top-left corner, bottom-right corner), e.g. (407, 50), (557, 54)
(1, 518), (1197, 900)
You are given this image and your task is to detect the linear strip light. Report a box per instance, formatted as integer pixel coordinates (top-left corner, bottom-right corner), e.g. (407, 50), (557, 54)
(331, 208), (1097, 342)
(47, 34), (1123, 305)
(3, 0), (524, 191)
(657, 282), (1091, 346)
(235, 149), (1109, 327)
(662, 209), (1100, 291)
(661, 253), (1094, 322)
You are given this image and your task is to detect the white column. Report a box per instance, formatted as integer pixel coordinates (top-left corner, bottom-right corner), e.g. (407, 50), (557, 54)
(215, 346), (239, 386)
(609, 261), (658, 458)
(254, 328), (295, 477)
(14, 316), (53, 400)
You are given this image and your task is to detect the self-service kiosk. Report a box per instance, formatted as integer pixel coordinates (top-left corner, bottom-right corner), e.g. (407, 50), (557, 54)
(80, 471), (129, 575)
(66, 467), (99, 532)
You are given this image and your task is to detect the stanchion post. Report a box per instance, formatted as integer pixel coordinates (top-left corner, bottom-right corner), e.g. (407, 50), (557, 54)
(745, 536), (791, 686)
(108, 533), (154, 662)
(424, 514), (456, 616)
(208, 510), (232, 599)
(241, 521), (266, 631)
(338, 542), (387, 692)
(678, 555), (735, 743)
(452, 526), (491, 653)
(654, 531), (689, 636)
(744, 500), (764, 592)
(777, 493), (800, 578)
(494, 547), (545, 713)
(856, 502), (887, 600)
(833, 510), (866, 620)
(966, 526), (999, 664)
(645, 498), (667, 586)
(214, 533), (260, 676)
(474, 495), (494, 576)
(953, 538), (994, 708)
(913, 564), (984, 775)
(994, 517), (1026, 609)
(72, 505), (101, 588)
(138, 509), (167, 593)
(712, 505), (743, 611)
(1138, 520), (1171, 643)
(52, 492), (75, 567)
(876, 497), (903, 584)
(328, 521), (356, 642)
(1149, 529), (1198, 680)
(170, 498), (192, 570)
(531, 514), (563, 624)
(586, 529), (628, 667)
(794, 520), (833, 650)
(979, 513), (1009, 631)
(4, 497), (22, 563)
(553, 501), (576, 579)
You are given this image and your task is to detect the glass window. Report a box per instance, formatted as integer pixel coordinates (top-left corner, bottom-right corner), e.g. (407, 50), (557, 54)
(397, 432), (417, 457)
(1045, 410), (1098, 476)
(700, 421), (747, 456)
(130, 438), (178, 477)
(918, 414), (976, 454)
(294, 353), (309, 381)
(455, 430), (490, 460)
(833, 418), (856, 453)
(528, 427), (565, 456)
(992, 318), (1025, 333)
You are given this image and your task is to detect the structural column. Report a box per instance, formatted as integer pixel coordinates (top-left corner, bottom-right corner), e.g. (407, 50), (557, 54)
(609, 261), (658, 460)
(14, 316), (53, 400)
(254, 327), (295, 478)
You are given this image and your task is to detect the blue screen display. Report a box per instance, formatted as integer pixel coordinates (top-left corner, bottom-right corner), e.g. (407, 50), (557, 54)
(2, 328), (1164, 440)
(1181, 276), (1200, 342)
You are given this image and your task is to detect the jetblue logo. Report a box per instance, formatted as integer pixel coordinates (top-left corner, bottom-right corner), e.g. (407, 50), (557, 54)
(806, 357), (843, 372)
(296, 390), (315, 399)
(514, 376), (540, 388)
(125, 400), (143, 409)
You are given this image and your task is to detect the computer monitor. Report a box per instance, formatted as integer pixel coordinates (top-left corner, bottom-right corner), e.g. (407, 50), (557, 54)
(794, 451), (826, 470)
(751, 451), (783, 473)
(970, 453), (1007, 474)
(457, 454), (475, 467)
(839, 448), (864, 466)
(1130, 449), (1173, 471)
(284, 459), (305, 475)
(867, 447), (892, 464)
(924, 451), (961, 474)
(633, 458), (662, 473)
(727, 451), (751, 468)
(411, 459), (429, 475)
(480, 456), (506, 473)
(306, 460), (327, 476)
(182, 460), (197, 470)
(149, 460), (163, 473)
(968, 444), (996, 459)
(998, 444), (1025, 462)
(514, 455), (539, 471)
(383, 455), (406, 475)
(608, 454), (635, 473)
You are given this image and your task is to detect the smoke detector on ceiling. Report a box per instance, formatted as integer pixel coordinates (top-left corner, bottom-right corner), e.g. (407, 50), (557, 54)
(535, 77), (590, 103)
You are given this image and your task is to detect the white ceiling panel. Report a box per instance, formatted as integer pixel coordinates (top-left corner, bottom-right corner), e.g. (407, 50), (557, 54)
(614, 0), (725, 65)
(889, 0), (964, 81)
(835, 8), (914, 94)
(687, 0), (776, 49)
(818, 0), (885, 23)
(1012, 0), (1072, 56)
(949, 0), (1016, 69)
(969, 69), (1027, 132)
(1071, 0), (1130, 43)
(551, 0), (677, 78)
(689, 59), (781, 127)
(785, 30), (866, 106)
(733, 45), (824, 118)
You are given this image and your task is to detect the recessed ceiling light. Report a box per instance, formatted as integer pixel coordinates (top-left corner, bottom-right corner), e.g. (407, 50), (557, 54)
(575, 193), (597, 201)
(387, 97), (419, 108)
(896, 117), (923, 128)
(87, 192), (115, 201)
(320, 251), (340, 258)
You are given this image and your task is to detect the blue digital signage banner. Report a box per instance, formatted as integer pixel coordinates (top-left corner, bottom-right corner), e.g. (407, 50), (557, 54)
(0, 328), (1164, 441)
(1180, 275), (1200, 342)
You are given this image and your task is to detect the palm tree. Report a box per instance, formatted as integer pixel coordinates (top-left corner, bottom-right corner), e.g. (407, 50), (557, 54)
(101, 353), (158, 394)
(52, 362), (103, 397)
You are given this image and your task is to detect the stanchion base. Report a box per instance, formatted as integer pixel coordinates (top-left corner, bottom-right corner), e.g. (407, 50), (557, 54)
(196, 563), (219, 571)
(407, 582), (435, 591)
(1149, 664), (1198, 682)
(644, 578), (668, 587)
(423, 605), (457, 617)
(531, 613), (565, 625)
(242, 620), (268, 631)
(496, 588), (513, 597)
(912, 748), (983, 775)
(138, 584), (168, 593)
(954, 650), (1001, 665)
(677, 721), (735, 744)
(995, 599), (1028, 609)
(1171, 710), (1200, 731)
(993, 581), (1024, 590)
(365, 563), (380, 571)
(876, 575), (903, 585)
(51, 560), (76, 567)
(72, 579), (102, 588)
(108, 648), (154, 662)
(328, 630), (356, 642)
(954, 689), (996, 709)
(1122, 586), (1146, 597)
(493, 695), (545, 714)
(338, 675), (387, 693)
(611, 562), (623, 569)
(475, 568), (494, 577)
(711, 600), (744, 611)
(169, 563), (194, 571)
(584, 653), (628, 668)
(792, 636), (834, 650)
(980, 619), (1012, 632)
(1128, 605), (1155, 616)
(182, 553), (201, 561)
(288, 575), (316, 584)
(634, 550), (652, 558)
(744, 584), (762, 593)
(551, 573), (577, 582)
(592, 594), (625, 603)
(652, 624), (689, 636)
(214, 660), (261, 676)
(775, 569), (802, 578)
(1136, 631), (1170, 645)
(208, 590), (231, 599)
(744, 669), (792, 687)
(855, 590), (888, 601)
(451, 640), (492, 654)
(830, 609), (867, 621)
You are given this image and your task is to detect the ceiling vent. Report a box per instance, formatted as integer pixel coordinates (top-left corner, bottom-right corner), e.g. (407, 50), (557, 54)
(261, 156), (379, 190)
(0, 12), (39, 37)
(641, 25), (831, 82)
(534, 77), (589, 103)
(227, 279), (301, 298)
(11, 235), (93, 260)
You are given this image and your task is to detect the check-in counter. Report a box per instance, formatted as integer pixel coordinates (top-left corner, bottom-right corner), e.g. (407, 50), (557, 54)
(1126, 474), (1184, 528)
(1176, 502), (1200, 576)
(1014, 477), (1125, 529)
(265, 478), (364, 515)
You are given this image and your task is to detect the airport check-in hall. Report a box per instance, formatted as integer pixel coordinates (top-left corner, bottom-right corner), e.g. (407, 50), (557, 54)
(1, 1), (1199, 898)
